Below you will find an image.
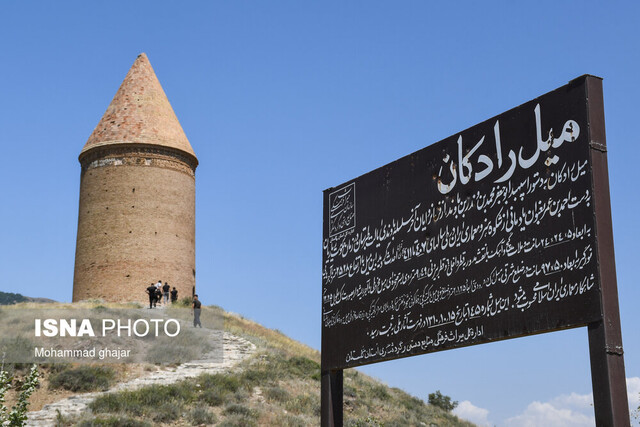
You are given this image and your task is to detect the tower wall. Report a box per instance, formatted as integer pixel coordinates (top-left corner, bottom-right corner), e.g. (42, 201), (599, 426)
(72, 145), (196, 304)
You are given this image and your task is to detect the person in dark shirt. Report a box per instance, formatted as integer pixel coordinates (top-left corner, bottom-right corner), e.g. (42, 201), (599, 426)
(193, 295), (202, 327)
(155, 287), (162, 307)
(162, 282), (170, 304)
(170, 287), (178, 303)
(146, 284), (157, 309)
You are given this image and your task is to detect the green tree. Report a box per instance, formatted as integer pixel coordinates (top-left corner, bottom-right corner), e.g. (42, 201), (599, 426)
(428, 390), (458, 412)
(0, 363), (40, 426)
(0, 292), (27, 306)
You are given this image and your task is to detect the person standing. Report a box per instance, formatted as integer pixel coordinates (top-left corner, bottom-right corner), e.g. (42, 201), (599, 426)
(192, 295), (202, 327)
(155, 286), (162, 307)
(146, 283), (157, 309)
(162, 282), (170, 304)
(170, 287), (178, 304)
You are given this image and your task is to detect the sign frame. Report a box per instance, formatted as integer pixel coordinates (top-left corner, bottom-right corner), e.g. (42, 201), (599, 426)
(321, 75), (629, 426)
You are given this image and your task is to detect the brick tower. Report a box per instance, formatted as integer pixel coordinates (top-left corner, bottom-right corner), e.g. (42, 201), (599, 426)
(72, 53), (198, 303)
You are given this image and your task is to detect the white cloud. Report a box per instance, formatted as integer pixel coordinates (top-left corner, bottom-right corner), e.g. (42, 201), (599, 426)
(453, 400), (492, 427)
(628, 377), (640, 426)
(504, 400), (594, 427)
(503, 377), (640, 427)
(550, 392), (593, 410)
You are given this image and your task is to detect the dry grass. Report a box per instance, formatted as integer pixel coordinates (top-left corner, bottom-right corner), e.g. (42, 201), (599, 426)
(220, 308), (319, 361)
(3, 302), (477, 426)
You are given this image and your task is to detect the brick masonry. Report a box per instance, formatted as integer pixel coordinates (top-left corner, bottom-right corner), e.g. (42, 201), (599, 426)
(81, 53), (196, 160)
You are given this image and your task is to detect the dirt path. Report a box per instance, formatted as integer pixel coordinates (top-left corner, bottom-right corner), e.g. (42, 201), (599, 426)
(26, 330), (256, 426)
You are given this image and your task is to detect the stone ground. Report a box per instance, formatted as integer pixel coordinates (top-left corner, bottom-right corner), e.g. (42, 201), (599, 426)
(26, 314), (256, 426)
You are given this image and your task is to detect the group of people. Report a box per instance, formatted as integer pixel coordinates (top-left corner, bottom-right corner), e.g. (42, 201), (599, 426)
(146, 280), (178, 308)
(144, 281), (202, 328)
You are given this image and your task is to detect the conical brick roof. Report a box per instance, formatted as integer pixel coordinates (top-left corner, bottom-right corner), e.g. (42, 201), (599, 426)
(80, 53), (197, 162)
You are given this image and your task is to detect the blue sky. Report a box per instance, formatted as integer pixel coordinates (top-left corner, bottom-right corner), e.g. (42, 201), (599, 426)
(1, 1), (639, 425)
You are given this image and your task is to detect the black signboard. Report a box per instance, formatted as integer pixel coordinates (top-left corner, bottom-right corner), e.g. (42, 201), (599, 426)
(322, 76), (604, 370)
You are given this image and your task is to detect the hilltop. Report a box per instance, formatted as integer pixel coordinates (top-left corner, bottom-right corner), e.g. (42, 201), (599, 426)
(0, 291), (56, 305)
(1, 302), (476, 426)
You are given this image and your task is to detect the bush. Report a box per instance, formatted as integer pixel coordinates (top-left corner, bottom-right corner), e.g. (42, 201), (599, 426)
(198, 388), (225, 406)
(196, 372), (237, 390)
(151, 402), (182, 423)
(223, 403), (256, 418)
(218, 414), (257, 427)
(75, 416), (151, 427)
(219, 404), (259, 427)
(196, 373), (241, 406)
(284, 394), (320, 416)
(345, 416), (384, 427)
(89, 382), (195, 417)
(188, 407), (217, 425)
(263, 385), (290, 403)
(239, 362), (278, 387)
(49, 365), (115, 392)
(237, 353), (319, 388)
(284, 356), (320, 379)
(428, 390), (458, 412)
(274, 413), (308, 427)
(90, 393), (143, 417)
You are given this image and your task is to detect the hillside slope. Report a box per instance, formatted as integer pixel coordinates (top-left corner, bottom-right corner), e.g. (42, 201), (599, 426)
(217, 307), (476, 426)
(5, 303), (476, 426)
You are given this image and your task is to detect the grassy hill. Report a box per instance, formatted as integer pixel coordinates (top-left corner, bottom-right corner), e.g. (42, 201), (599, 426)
(217, 309), (475, 426)
(3, 303), (476, 426)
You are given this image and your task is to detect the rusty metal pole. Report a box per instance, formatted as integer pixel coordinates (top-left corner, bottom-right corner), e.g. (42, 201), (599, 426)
(321, 369), (343, 427)
(584, 75), (630, 427)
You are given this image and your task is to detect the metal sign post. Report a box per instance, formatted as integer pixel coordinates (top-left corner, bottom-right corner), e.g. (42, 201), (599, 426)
(321, 369), (343, 427)
(585, 77), (629, 426)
